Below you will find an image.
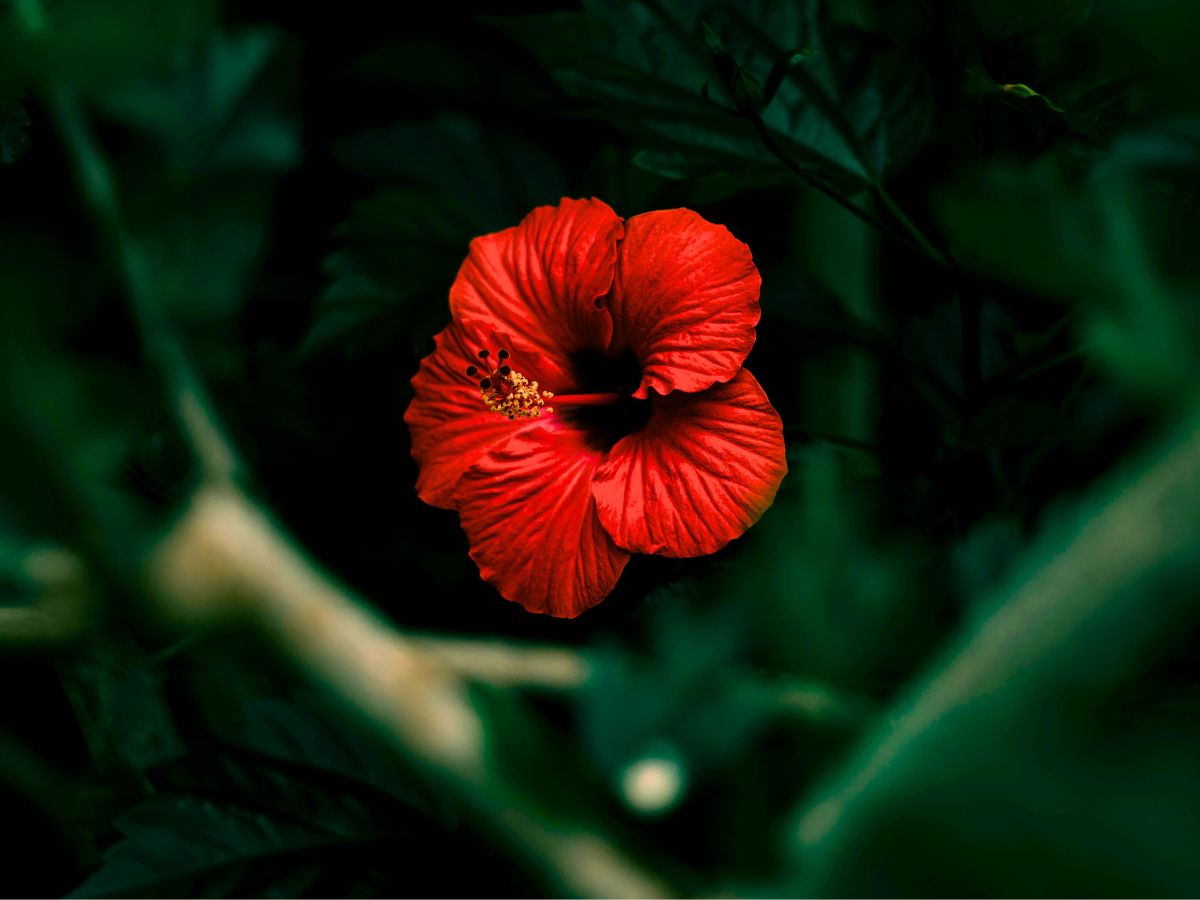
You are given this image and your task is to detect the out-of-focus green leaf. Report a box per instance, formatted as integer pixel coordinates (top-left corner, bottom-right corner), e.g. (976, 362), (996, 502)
(790, 417), (1200, 897)
(0, 100), (30, 165)
(99, 29), (298, 174)
(0, 528), (43, 606)
(58, 634), (183, 773)
(127, 183), (276, 322)
(491, 0), (932, 190)
(2, 0), (216, 92)
(579, 587), (770, 790)
(937, 156), (1200, 401)
(1100, 0), (1200, 68)
(97, 30), (299, 342)
(0, 238), (141, 554)
(723, 447), (933, 685)
(1108, 116), (1200, 171)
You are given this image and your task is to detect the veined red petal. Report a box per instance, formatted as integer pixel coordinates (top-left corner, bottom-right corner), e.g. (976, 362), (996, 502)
(404, 318), (552, 509)
(608, 208), (761, 399)
(450, 197), (623, 390)
(457, 421), (630, 618)
(592, 369), (787, 557)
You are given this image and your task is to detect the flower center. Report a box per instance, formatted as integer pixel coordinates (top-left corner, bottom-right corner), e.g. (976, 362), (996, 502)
(561, 348), (652, 450)
(462, 347), (646, 441)
(466, 348), (554, 420)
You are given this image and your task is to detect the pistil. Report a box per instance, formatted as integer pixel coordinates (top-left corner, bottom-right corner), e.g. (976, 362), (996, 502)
(546, 393), (623, 407)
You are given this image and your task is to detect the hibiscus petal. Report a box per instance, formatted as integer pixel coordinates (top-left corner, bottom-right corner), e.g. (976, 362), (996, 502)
(592, 369), (787, 558)
(450, 197), (623, 390)
(608, 208), (761, 399)
(457, 422), (630, 617)
(404, 318), (553, 509)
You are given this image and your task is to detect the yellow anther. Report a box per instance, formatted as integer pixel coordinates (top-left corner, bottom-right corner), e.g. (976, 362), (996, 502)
(479, 367), (554, 420)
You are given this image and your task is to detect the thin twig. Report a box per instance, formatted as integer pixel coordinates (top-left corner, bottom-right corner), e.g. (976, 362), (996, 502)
(874, 185), (955, 271)
(409, 635), (592, 689)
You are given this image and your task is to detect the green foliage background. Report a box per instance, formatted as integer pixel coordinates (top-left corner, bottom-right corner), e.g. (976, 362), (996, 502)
(2, 0), (1200, 895)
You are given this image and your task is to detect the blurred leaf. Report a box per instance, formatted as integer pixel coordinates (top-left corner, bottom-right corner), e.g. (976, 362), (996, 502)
(962, 393), (1068, 449)
(99, 29), (298, 174)
(937, 161), (1098, 299)
(579, 587), (770, 785)
(967, 0), (1093, 41)
(791, 418), (1200, 896)
(306, 114), (566, 356)
(1108, 116), (1200, 172)
(725, 447), (933, 685)
(2, 0), (217, 93)
(127, 181), (277, 322)
(0, 262), (141, 554)
(937, 156), (1200, 400)
(1099, 0), (1200, 68)
(58, 634), (183, 773)
(951, 516), (1026, 614)
(0, 529), (42, 605)
(491, 0), (932, 189)
(0, 100), (30, 165)
(97, 30), (299, 343)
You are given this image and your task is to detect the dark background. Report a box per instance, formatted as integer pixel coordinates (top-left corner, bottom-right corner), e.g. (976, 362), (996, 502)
(2, 0), (1200, 895)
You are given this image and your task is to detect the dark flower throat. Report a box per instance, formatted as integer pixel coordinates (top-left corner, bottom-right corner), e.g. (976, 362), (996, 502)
(565, 348), (652, 450)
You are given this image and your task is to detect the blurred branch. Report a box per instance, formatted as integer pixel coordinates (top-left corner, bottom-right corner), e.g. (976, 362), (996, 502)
(413, 637), (876, 729)
(410, 635), (592, 689)
(793, 411), (1200, 851)
(147, 482), (669, 898)
(0, 548), (92, 649)
(767, 677), (876, 729)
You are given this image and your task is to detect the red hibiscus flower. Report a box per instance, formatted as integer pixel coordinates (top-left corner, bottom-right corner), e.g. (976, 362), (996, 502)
(404, 198), (787, 618)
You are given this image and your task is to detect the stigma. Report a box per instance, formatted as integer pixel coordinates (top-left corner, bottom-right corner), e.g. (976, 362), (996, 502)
(467, 349), (554, 420)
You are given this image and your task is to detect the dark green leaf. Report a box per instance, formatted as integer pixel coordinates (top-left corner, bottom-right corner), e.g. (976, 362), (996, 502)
(70, 796), (362, 898)
(492, 0), (932, 189)
(306, 115), (565, 356)
(224, 697), (449, 822)
(967, 0), (1093, 41)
